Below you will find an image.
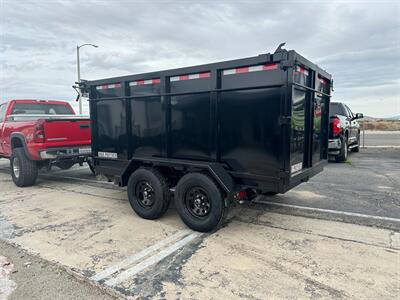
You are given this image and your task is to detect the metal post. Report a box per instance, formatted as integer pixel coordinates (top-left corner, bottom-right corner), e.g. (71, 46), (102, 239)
(76, 46), (82, 115)
(76, 43), (98, 115)
(362, 120), (365, 147)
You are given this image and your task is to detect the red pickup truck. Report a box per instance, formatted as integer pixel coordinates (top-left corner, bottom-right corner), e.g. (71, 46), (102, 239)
(0, 99), (92, 187)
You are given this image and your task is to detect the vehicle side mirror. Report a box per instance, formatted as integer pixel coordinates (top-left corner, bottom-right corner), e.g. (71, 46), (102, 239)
(354, 113), (363, 119)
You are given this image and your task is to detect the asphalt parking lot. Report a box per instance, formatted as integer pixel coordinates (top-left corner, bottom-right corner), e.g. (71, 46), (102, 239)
(0, 147), (399, 299)
(360, 130), (400, 147)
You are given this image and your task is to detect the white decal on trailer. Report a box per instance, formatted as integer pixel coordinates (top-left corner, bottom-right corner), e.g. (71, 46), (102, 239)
(291, 162), (303, 175)
(98, 152), (118, 159)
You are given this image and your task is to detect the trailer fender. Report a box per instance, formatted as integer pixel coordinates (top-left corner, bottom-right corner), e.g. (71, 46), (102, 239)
(120, 158), (236, 194)
(206, 163), (236, 194)
(120, 160), (141, 187)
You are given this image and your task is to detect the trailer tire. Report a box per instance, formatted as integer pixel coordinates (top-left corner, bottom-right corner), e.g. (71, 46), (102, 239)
(127, 168), (170, 220)
(10, 148), (38, 187)
(175, 173), (226, 232)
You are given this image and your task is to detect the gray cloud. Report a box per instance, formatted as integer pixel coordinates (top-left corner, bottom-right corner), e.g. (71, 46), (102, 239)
(1, 0), (399, 117)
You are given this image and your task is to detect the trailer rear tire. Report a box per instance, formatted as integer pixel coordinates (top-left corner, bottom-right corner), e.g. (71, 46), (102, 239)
(127, 168), (170, 220)
(175, 173), (226, 232)
(10, 148), (38, 187)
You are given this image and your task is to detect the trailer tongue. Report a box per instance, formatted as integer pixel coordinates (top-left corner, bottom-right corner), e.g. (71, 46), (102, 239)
(81, 45), (332, 232)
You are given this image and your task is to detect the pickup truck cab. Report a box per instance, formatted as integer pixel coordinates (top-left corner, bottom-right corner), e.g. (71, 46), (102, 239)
(329, 102), (363, 162)
(0, 99), (92, 186)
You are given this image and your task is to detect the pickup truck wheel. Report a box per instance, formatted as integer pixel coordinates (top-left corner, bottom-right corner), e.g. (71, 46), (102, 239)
(351, 134), (360, 152)
(175, 173), (226, 232)
(127, 168), (170, 220)
(336, 137), (348, 163)
(10, 148), (38, 187)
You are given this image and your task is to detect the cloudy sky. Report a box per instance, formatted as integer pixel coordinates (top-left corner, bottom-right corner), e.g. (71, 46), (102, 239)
(1, 0), (399, 117)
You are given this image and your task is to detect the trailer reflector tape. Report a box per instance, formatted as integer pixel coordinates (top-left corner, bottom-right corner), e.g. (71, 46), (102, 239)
(295, 66), (309, 76)
(223, 63), (278, 76)
(96, 83), (122, 90)
(129, 78), (160, 86)
(318, 75), (328, 84)
(170, 72), (210, 82)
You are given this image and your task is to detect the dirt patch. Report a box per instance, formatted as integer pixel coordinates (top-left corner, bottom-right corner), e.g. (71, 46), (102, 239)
(360, 120), (400, 131)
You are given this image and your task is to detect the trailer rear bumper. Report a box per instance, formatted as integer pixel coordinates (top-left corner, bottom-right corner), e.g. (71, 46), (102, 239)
(286, 160), (327, 191)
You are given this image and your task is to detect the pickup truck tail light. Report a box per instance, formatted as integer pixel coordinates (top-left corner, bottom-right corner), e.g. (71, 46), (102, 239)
(332, 117), (341, 136)
(34, 120), (45, 143)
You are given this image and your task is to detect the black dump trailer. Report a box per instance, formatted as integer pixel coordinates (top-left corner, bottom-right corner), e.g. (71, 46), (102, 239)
(80, 45), (332, 232)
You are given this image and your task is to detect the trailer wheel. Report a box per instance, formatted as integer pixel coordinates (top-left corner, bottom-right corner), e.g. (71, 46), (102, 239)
(175, 173), (226, 232)
(127, 168), (170, 220)
(10, 148), (38, 187)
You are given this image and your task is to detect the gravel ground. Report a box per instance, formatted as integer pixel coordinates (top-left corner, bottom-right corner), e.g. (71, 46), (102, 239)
(0, 241), (115, 300)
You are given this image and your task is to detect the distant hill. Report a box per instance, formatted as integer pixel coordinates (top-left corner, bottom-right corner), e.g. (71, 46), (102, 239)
(362, 116), (377, 121)
(386, 115), (400, 121)
(359, 117), (400, 131)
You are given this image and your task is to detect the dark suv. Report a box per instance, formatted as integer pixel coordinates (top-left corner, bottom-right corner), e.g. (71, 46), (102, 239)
(329, 102), (363, 162)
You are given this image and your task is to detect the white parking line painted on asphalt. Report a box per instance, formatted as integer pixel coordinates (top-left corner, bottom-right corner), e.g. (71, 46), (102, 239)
(105, 232), (202, 287)
(0, 167), (111, 186)
(361, 131), (400, 135)
(259, 201), (400, 223)
(91, 230), (191, 282)
(48, 167), (87, 174)
(0, 167), (114, 186)
(40, 173), (115, 185)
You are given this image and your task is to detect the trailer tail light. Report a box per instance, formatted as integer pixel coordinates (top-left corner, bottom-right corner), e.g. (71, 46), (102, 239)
(34, 120), (45, 143)
(332, 117), (341, 136)
(233, 191), (247, 204)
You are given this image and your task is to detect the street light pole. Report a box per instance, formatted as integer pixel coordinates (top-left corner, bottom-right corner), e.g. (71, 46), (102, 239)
(76, 46), (81, 114)
(76, 43), (98, 115)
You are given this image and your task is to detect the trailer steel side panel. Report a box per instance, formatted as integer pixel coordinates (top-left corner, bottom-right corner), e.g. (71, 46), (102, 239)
(85, 48), (331, 193)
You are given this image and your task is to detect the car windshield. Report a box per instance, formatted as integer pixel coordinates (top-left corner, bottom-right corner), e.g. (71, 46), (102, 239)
(11, 103), (73, 115)
(329, 103), (345, 116)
